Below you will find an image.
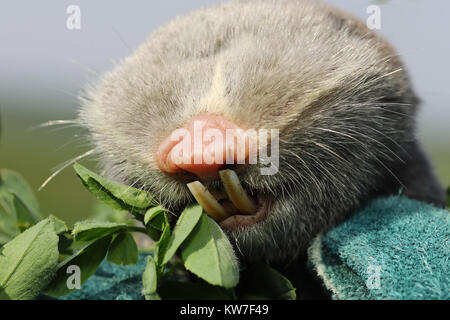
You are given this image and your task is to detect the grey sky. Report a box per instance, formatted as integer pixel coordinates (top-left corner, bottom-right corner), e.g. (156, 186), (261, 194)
(0, 0), (449, 139)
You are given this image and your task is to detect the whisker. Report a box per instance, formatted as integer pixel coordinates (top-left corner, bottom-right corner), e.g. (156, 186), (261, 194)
(29, 119), (81, 132)
(284, 150), (322, 193)
(344, 127), (406, 164)
(68, 58), (100, 77)
(39, 149), (96, 191)
(112, 27), (133, 53)
(311, 140), (350, 164)
(53, 134), (91, 152)
(373, 156), (405, 189)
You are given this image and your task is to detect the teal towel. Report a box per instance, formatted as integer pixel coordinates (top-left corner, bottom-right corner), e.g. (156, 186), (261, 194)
(308, 196), (449, 300)
(54, 253), (150, 300)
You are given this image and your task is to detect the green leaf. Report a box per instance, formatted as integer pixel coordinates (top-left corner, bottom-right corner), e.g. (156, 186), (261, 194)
(72, 220), (128, 241)
(0, 210), (19, 246)
(0, 169), (42, 243)
(0, 217), (60, 300)
(0, 228), (14, 246)
(45, 235), (112, 297)
(162, 204), (203, 265)
(50, 216), (69, 235)
(91, 201), (136, 225)
(0, 169), (41, 216)
(145, 292), (161, 300)
(142, 256), (160, 300)
(144, 206), (167, 231)
(13, 194), (40, 232)
(158, 280), (234, 300)
(74, 163), (157, 212)
(181, 214), (239, 289)
(58, 232), (74, 256)
(107, 231), (138, 266)
(237, 264), (296, 300)
(155, 223), (171, 269)
(144, 207), (169, 243)
(146, 226), (162, 243)
(0, 203), (20, 245)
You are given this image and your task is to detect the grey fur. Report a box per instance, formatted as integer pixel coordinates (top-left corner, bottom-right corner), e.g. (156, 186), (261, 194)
(79, 0), (445, 265)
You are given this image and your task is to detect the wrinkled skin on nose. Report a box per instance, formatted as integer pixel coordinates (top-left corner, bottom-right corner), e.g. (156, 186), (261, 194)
(156, 114), (254, 179)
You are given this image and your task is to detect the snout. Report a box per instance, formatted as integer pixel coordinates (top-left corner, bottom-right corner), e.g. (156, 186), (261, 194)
(155, 114), (255, 179)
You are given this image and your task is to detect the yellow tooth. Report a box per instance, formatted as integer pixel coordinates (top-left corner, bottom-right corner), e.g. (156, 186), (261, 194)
(219, 169), (257, 215)
(187, 181), (230, 222)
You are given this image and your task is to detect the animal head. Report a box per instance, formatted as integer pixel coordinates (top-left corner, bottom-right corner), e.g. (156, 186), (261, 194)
(79, 0), (417, 263)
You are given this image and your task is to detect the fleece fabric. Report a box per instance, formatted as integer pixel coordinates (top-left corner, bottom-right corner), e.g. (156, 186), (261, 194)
(308, 196), (449, 300)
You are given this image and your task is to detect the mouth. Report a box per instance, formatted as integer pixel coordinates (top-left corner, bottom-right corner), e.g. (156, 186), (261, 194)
(186, 169), (271, 230)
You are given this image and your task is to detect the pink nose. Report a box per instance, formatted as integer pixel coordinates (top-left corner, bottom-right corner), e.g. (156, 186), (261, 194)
(156, 114), (252, 178)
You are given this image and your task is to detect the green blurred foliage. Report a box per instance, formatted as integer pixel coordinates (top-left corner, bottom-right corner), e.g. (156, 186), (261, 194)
(0, 106), (96, 225)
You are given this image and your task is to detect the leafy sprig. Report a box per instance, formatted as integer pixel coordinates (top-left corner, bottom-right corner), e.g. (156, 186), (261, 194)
(0, 164), (297, 300)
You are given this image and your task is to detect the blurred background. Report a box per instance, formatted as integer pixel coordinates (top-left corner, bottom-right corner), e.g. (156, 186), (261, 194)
(0, 0), (449, 224)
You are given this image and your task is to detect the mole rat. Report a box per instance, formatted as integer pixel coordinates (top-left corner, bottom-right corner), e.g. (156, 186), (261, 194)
(78, 0), (445, 279)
